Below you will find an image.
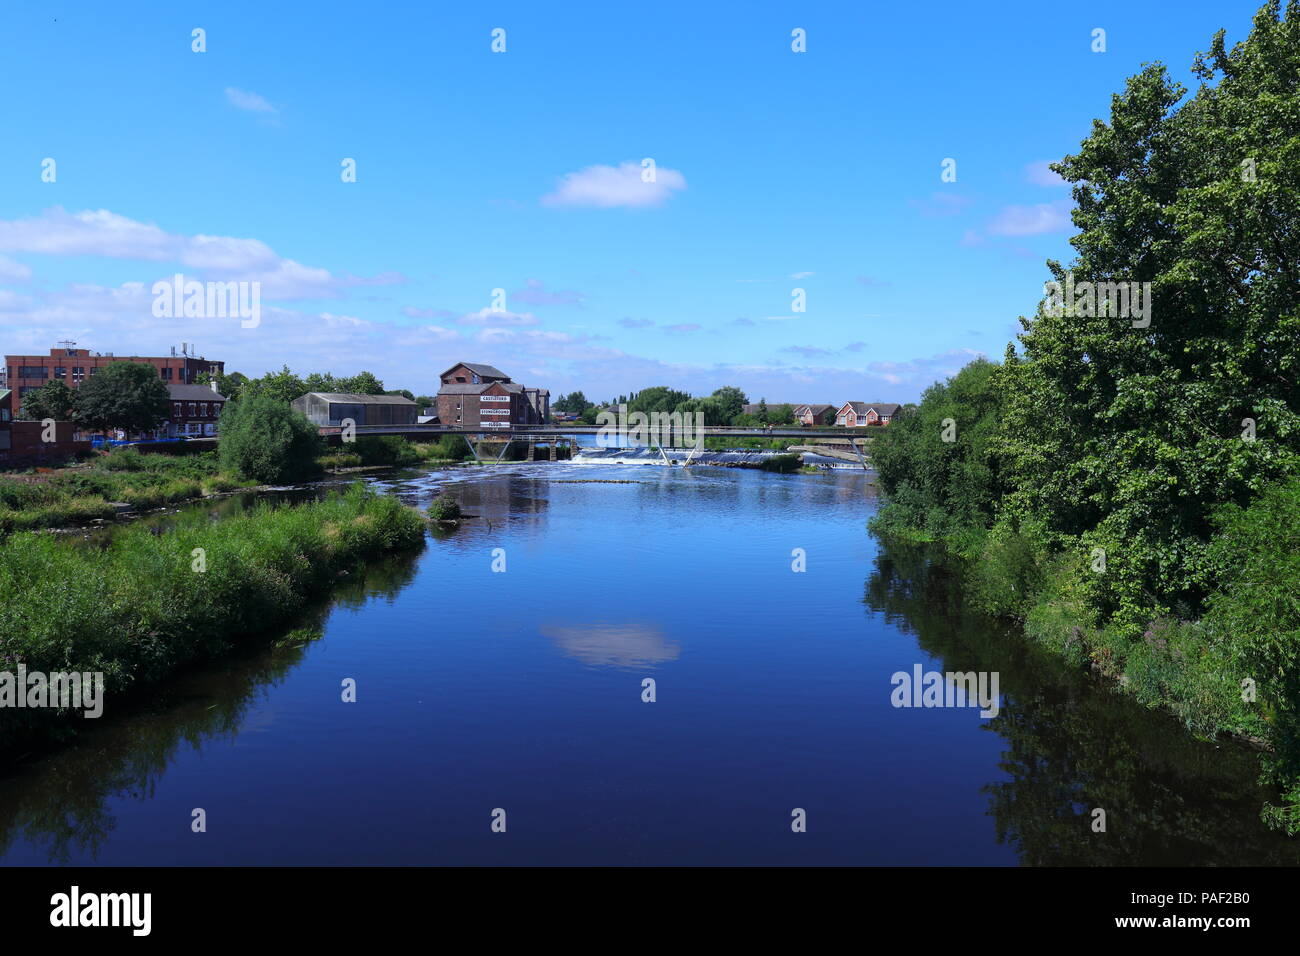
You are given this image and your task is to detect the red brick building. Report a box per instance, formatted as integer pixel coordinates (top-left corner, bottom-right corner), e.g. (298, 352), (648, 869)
(0, 388), (90, 464)
(435, 362), (549, 429)
(166, 383), (228, 439)
(4, 343), (224, 418)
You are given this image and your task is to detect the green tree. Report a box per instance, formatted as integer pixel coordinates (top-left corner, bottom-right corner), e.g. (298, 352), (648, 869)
(196, 370), (249, 402)
(17, 380), (76, 421)
(709, 385), (747, 423)
(627, 386), (691, 415)
(74, 362), (170, 435)
(217, 396), (323, 483)
(242, 366), (307, 404)
(998, 2), (1300, 635)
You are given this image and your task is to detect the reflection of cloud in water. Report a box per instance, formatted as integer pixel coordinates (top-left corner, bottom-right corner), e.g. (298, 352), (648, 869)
(542, 623), (681, 668)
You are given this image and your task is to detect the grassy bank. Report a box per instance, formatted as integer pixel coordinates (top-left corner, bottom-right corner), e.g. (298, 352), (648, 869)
(0, 449), (254, 534)
(0, 483), (426, 750)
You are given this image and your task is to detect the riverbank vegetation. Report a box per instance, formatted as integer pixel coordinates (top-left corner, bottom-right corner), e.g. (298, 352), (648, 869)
(0, 449), (252, 534)
(0, 483), (426, 751)
(868, 3), (1300, 827)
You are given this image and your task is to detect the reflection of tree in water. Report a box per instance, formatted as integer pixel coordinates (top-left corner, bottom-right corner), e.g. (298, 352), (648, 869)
(0, 551), (421, 863)
(865, 539), (1300, 866)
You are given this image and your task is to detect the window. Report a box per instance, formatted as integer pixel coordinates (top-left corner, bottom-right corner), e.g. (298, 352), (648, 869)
(213, 403), (222, 416)
(19, 386), (40, 397)
(200, 403), (209, 418)
(89, 368), (98, 377)
(18, 366), (47, 378)
(160, 367), (173, 380)
(187, 403), (197, 416)
(173, 403), (183, 418)
(54, 366), (67, 379)
(72, 367), (85, 384)
(472, 374), (480, 384)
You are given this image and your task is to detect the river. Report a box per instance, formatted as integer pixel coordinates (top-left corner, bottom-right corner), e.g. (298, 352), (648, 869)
(1, 463), (1296, 865)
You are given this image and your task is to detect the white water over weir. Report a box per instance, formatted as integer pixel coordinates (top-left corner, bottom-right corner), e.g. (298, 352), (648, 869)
(571, 447), (870, 470)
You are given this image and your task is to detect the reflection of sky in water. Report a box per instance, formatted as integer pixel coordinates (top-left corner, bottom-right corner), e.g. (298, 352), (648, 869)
(541, 623), (681, 669)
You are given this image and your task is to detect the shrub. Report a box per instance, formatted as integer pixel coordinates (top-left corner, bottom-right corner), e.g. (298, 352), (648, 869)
(218, 397), (323, 484)
(428, 494), (462, 521)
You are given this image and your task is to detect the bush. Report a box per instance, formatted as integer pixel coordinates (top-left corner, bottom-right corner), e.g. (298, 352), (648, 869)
(428, 494), (462, 521)
(352, 436), (422, 467)
(218, 397), (323, 484)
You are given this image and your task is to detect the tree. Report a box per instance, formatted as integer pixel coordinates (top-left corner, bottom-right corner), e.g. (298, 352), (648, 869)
(342, 371), (385, 395)
(74, 362), (170, 435)
(17, 380), (76, 421)
(241, 366), (307, 404)
(771, 403), (796, 426)
(217, 396), (323, 483)
(709, 386), (747, 423)
(998, 2), (1300, 635)
(196, 370), (248, 402)
(627, 386), (691, 415)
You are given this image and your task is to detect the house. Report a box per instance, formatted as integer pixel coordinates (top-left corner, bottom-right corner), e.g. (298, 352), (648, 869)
(167, 383), (227, 438)
(793, 403), (837, 427)
(291, 392), (419, 427)
(835, 402), (902, 427)
(4, 343), (223, 418)
(435, 362), (549, 429)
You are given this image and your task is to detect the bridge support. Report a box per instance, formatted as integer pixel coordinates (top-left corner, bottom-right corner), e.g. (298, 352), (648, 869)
(462, 434), (481, 463)
(851, 439), (869, 471)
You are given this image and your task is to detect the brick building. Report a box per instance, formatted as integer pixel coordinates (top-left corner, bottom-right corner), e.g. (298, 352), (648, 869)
(0, 388), (90, 464)
(435, 362), (549, 429)
(166, 383), (228, 439)
(4, 343), (224, 418)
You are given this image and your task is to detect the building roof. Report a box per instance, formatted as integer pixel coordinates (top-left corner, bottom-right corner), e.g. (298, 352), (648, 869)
(800, 404), (835, 415)
(301, 392), (417, 405)
(168, 384), (228, 401)
(439, 362), (510, 381)
(437, 382), (523, 395)
(840, 401), (901, 416)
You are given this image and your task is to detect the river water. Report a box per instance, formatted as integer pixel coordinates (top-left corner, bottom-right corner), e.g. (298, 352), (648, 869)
(1, 463), (1296, 865)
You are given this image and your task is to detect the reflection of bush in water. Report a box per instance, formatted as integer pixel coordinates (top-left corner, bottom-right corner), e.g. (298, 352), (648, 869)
(864, 538), (1300, 866)
(0, 550), (421, 864)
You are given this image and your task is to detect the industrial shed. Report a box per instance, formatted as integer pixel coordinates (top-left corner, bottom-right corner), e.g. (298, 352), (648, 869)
(291, 392), (418, 427)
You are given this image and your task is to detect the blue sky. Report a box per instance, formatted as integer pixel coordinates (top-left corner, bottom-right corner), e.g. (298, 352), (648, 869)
(0, 0), (1267, 403)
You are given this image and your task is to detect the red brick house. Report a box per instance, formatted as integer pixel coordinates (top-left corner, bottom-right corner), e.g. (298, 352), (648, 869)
(435, 362), (549, 428)
(835, 402), (901, 426)
(4, 343), (223, 418)
(793, 403), (837, 426)
(166, 383), (227, 438)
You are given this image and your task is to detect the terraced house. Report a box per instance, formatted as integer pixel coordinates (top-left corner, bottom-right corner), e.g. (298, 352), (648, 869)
(434, 362), (550, 429)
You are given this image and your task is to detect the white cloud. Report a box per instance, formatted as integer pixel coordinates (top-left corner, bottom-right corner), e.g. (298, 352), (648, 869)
(0, 255), (31, 281)
(1025, 160), (1067, 187)
(225, 87), (277, 114)
(0, 208), (402, 299)
(457, 307), (539, 327)
(541, 161), (686, 209)
(986, 200), (1072, 236)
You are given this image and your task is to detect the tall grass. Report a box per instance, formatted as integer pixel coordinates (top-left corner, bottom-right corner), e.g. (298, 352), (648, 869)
(0, 450), (251, 533)
(0, 483), (425, 749)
